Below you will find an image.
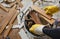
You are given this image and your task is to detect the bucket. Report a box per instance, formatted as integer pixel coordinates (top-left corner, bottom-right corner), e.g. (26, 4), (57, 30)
(24, 20), (41, 39)
(24, 11), (50, 39)
(24, 17), (48, 39)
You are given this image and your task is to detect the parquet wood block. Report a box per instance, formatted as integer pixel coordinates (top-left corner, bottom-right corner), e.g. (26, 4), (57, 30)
(0, 5), (16, 34)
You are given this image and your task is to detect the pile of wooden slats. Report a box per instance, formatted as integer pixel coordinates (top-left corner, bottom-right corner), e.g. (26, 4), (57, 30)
(31, 5), (55, 24)
(0, 0), (55, 39)
(0, 0), (23, 39)
(25, 5), (55, 29)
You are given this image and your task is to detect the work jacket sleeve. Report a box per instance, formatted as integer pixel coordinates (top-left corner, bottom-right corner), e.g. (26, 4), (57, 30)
(43, 27), (60, 39)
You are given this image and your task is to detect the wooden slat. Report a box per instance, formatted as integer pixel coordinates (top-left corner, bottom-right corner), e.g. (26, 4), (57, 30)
(3, 0), (7, 1)
(3, 24), (13, 38)
(0, 8), (8, 27)
(3, 9), (18, 38)
(0, 14), (4, 22)
(0, 3), (8, 12)
(0, 5), (16, 34)
(9, 1), (16, 7)
(7, 0), (15, 3)
(0, 29), (21, 39)
(39, 15), (55, 24)
(18, 2), (23, 8)
(9, 10), (18, 24)
(31, 5), (52, 20)
(16, 0), (23, 8)
(9, 29), (21, 39)
(29, 12), (42, 24)
(32, 0), (37, 3)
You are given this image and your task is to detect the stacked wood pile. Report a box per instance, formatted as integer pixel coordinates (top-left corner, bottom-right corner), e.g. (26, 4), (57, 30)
(0, 0), (23, 39)
(26, 5), (55, 25)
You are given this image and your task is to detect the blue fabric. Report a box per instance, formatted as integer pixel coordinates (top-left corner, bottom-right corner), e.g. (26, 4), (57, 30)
(43, 27), (60, 39)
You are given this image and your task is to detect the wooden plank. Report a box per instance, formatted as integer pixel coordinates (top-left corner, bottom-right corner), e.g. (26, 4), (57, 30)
(7, 0), (15, 3)
(39, 15), (55, 24)
(9, 10), (18, 24)
(0, 3), (8, 12)
(9, 29), (21, 39)
(31, 5), (52, 20)
(0, 8), (8, 27)
(16, 0), (23, 8)
(3, 0), (7, 2)
(3, 24), (13, 38)
(32, 0), (37, 3)
(3, 10), (18, 38)
(0, 14), (4, 22)
(9, 1), (16, 7)
(18, 2), (23, 8)
(0, 5), (16, 34)
(13, 18), (18, 25)
(0, 29), (21, 39)
(29, 11), (42, 24)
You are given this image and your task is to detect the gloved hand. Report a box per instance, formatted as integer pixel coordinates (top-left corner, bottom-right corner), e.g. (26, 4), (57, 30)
(44, 5), (59, 15)
(29, 24), (46, 35)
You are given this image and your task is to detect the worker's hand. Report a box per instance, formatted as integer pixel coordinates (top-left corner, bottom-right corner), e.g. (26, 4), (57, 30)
(29, 24), (46, 35)
(44, 5), (59, 15)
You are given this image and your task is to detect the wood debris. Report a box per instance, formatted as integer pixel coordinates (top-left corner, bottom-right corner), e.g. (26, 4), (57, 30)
(0, 3), (9, 12)
(25, 5), (55, 29)
(2, 0), (23, 8)
(31, 5), (55, 24)
(29, 11), (42, 24)
(0, 0), (56, 39)
(31, 5), (52, 20)
(0, 0), (23, 38)
(32, 0), (37, 3)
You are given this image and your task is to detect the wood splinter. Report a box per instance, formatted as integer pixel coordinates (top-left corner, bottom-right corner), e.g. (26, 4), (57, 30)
(0, 3), (9, 12)
(31, 5), (52, 20)
(29, 11), (42, 24)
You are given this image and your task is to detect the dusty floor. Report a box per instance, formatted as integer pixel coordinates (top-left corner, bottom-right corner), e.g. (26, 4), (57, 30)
(0, 29), (21, 39)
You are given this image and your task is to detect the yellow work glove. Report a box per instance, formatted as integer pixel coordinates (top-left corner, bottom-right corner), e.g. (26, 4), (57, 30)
(44, 5), (59, 15)
(29, 24), (45, 35)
